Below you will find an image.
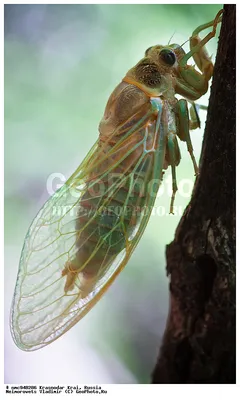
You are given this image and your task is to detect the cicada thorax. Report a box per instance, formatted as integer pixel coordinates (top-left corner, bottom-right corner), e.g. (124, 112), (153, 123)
(62, 82), (157, 295)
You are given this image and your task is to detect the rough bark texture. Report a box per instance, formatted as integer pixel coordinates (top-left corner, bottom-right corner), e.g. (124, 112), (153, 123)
(152, 5), (236, 384)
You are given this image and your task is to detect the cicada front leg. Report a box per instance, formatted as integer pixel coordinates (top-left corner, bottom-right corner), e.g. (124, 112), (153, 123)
(167, 10), (223, 213)
(189, 9), (223, 84)
(176, 9), (223, 99)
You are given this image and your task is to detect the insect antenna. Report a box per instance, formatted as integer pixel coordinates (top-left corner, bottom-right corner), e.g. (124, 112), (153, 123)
(168, 31), (176, 45)
(180, 37), (190, 48)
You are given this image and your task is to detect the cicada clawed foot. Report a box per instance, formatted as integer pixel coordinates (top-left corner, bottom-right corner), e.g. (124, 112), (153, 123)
(194, 166), (200, 177)
(189, 150), (199, 177)
(177, 9), (223, 98)
(169, 189), (177, 215)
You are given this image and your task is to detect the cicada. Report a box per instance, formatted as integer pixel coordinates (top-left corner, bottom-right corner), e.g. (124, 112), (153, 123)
(10, 10), (222, 351)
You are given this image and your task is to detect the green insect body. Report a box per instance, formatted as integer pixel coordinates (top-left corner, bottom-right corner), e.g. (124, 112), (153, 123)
(10, 10), (222, 351)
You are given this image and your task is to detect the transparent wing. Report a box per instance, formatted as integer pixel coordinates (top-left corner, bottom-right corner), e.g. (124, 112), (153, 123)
(11, 105), (166, 351)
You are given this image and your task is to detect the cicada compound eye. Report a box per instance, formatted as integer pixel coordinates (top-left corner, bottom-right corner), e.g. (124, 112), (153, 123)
(159, 49), (176, 66)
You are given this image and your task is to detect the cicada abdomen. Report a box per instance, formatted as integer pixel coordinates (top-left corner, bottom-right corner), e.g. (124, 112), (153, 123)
(62, 81), (161, 296)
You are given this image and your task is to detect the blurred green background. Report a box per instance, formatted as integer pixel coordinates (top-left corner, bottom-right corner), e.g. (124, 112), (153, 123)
(5, 4), (222, 384)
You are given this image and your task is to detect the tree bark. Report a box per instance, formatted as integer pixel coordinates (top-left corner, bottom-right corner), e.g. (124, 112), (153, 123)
(152, 5), (236, 384)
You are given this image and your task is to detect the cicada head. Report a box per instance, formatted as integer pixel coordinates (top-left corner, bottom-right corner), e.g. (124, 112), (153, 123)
(125, 9), (222, 101)
(124, 43), (188, 99)
(144, 43), (188, 80)
(144, 43), (186, 66)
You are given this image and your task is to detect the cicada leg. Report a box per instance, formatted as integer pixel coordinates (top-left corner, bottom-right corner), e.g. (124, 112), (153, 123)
(176, 9), (223, 99)
(176, 99), (199, 176)
(189, 102), (208, 130)
(189, 9), (223, 82)
(189, 102), (201, 130)
(168, 97), (204, 213)
(167, 133), (180, 214)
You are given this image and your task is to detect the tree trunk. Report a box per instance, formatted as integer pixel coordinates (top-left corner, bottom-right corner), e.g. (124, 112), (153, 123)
(152, 4), (236, 384)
